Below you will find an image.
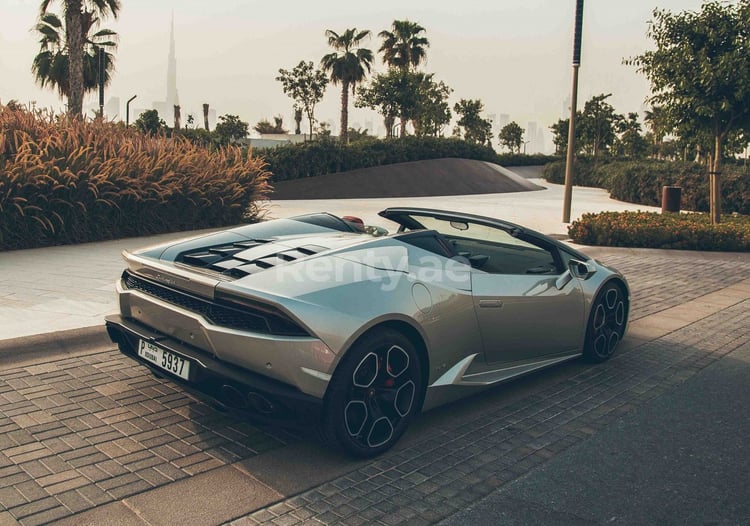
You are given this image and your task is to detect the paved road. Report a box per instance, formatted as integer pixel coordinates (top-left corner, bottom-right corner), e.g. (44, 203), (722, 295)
(440, 340), (750, 525)
(1, 248), (749, 525)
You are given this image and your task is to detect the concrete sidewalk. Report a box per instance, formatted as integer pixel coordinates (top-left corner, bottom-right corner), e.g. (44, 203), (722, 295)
(0, 173), (660, 342)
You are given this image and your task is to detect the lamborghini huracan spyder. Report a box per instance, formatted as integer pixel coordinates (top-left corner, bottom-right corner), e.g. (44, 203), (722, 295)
(106, 208), (629, 457)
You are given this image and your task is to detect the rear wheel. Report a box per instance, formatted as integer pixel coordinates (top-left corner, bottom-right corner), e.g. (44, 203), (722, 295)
(320, 329), (423, 458)
(583, 282), (628, 363)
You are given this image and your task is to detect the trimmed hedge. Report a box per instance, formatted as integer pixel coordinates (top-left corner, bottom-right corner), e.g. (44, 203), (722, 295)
(259, 136), (557, 182)
(568, 211), (750, 252)
(0, 107), (270, 251)
(544, 159), (750, 215)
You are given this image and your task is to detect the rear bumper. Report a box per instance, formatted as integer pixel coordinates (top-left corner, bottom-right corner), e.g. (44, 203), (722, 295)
(105, 315), (323, 424)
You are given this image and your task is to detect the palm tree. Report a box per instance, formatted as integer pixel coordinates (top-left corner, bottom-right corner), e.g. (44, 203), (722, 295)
(378, 20), (429, 72)
(32, 11), (117, 108)
(378, 20), (429, 136)
(39, 0), (120, 117)
(321, 28), (373, 144)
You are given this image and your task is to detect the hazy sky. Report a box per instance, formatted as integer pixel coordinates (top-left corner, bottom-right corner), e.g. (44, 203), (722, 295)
(1, 0), (707, 140)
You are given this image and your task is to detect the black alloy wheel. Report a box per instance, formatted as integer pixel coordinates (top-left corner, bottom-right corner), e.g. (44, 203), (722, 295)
(321, 328), (423, 458)
(584, 282), (628, 363)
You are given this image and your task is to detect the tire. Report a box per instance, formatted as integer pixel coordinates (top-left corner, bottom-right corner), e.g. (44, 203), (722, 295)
(583, 282), (628, 363)
(320, 328), (424, 458)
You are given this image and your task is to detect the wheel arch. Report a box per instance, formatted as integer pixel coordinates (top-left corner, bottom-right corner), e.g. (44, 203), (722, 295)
(600, 276), (630, 304)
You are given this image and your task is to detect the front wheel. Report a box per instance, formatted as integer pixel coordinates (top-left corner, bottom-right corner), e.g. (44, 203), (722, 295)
(583, 282), (628, 363)
(320, 329), (424, 458)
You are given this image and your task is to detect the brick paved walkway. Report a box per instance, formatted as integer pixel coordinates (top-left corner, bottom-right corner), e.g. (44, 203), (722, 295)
(0, 355), (294, 524)
(1, 250), (749, 525)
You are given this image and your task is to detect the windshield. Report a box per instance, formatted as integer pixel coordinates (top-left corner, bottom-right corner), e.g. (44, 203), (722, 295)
(398, 214), (538, 251)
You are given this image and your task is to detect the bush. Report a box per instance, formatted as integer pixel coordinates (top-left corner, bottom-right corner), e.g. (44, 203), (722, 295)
(568, 211), (750, 251)
(0, 106), (270, 251)
(543, 158), (750, 214)
(259, 136), (558, 182)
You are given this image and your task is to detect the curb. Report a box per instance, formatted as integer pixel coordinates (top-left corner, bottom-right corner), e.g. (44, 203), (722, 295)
(567, 243), (750, 262)
(0, 325), (112, 365)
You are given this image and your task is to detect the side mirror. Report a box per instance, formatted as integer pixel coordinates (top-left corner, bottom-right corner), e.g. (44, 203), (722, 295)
(569, 259), (597, 280)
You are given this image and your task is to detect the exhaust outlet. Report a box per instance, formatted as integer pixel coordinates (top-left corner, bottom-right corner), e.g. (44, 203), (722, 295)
(220, 384), (246, 408)
(247, 392), (275, 414)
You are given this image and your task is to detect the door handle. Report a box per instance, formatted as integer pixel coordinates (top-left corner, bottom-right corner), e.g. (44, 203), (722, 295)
(479, 299), (503, 308)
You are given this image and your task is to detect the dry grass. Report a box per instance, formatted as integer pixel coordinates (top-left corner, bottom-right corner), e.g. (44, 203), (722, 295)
(0, 105), (270, 250)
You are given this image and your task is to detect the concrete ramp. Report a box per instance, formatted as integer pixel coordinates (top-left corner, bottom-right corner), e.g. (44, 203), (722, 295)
(270, 158), (544, 200)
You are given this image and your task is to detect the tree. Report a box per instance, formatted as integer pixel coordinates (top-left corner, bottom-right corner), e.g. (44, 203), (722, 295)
(293, 108), (303, 135)
(378, 20), (429, 72)
(321, 28), (374, 144)
(347, 127), (373, 143)
(644, 105), (671, 158)
(627, 1), (750, 223)
(356, 70), (451, 138)
(202, 103), (210, 131)
(499, 121), (524, 153)
(378, 20), (429, 137)
(39, 0), (121, 117)
(578, 94), (623, 158)
(253, 115), (288, 135)
(454, 99), (493, 146)
(134, 109), (166, 135)
(215, 114), (249, 144)
(411, 74), (452, 137)
(614, 112), (649, 158)
(551, 117), (574, 156)
(276, 60), (328, 139)
(356, 70), (409, 138)
(32, 11), (117, 106)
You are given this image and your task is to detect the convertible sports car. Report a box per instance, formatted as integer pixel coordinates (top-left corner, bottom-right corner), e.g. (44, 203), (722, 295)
(105, 208), (629, 457)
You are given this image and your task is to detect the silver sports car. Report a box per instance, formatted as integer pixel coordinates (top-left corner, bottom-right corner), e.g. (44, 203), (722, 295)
(105, 208), (629, 457)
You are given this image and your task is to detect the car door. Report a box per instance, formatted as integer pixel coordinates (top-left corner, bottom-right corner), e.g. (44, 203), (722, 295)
(468, 235), (585, 364)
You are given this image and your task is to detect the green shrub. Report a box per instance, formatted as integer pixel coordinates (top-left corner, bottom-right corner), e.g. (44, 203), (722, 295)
(568, 211), (750, 251)
(0, 106), (270, 251)
(259, 136), (558, 182)
(543, 158), (750, 214)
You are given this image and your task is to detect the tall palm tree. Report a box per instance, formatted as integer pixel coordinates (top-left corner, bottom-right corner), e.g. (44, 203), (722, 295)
(32, 11), (118, 107)
(321, 28), (373, 144)
(378, 20), (429, 72)
(39, 0), (120, 117)
(378, 20), (429, 136)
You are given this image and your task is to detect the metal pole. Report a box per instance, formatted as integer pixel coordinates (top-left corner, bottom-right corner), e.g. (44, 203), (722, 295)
(126, 95), (137, 127)
(562, 0), (584, 223)
(98, 47), (105, 118)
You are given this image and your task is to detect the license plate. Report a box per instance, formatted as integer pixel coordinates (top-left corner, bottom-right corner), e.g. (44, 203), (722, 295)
(138, 340), (191, 380)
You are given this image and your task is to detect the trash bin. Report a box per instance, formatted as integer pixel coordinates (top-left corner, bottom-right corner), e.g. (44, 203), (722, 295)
(661, 186), (681, 213)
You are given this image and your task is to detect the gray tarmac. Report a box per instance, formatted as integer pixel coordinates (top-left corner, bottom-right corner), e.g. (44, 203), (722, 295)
(440, 341), (750, 526)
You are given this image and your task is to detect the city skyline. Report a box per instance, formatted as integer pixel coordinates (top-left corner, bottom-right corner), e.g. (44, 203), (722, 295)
(1, 0), (706, 146)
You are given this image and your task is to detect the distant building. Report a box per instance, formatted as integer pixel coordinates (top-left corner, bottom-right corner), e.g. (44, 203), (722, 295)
(153, 15), (180, 126)
(104, 96), (120, 121)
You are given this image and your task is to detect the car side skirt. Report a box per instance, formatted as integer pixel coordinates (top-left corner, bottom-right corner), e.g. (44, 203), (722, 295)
(422, 351), (581, 411)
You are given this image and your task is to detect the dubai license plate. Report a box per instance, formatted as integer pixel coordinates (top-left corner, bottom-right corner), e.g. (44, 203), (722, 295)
(138, 340), (191, 380)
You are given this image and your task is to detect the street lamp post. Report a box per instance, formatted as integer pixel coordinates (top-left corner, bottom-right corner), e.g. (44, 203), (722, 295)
(126, 95), (137, 127)
(98, 46), (105, 118)
(562, 0), (585, 223)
